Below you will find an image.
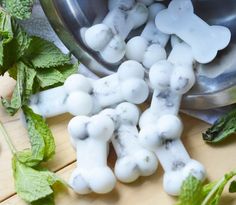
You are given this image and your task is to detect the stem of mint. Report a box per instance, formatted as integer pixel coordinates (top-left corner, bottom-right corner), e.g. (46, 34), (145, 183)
(201, 170), (236, 205)
(201, 177), (225, 205)
(0, 120), (17, 155)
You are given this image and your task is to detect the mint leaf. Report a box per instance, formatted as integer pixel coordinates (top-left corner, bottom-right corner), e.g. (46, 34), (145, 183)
(13, 156), (53, 203)
(176, 175), (204, 205)
(1, 62), (25, 115)
(1, 62), (36, 115)
(16, 149), (42, 167)
(0, 8), (13, 44)
(31, 194), (55, 205)
(36, 68), (65, 88)
(23, 106), (55, 162)
(0, 9), (14, 74)
(229, 180), (236, 193)
(203, 172), (236, 205)
(3, 0), (34, 20)
(177, 171), (236, 205)
(24, 37), (71, 69)
(39, 169), (68, 187)
(58, 63), (79, 80)
(0, 17), (31, 76)
(203, 108), (236, 143)
(24, 67), (37, 103)
(12, 19), (32, 59)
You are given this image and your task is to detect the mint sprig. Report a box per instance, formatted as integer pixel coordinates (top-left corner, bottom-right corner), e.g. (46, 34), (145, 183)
(202, 108), (236, 143)
(0, 107), (67, 205)
(2, 0), (34, 20)
(0, 8), (77, 115)
(177, 171), (236, 205)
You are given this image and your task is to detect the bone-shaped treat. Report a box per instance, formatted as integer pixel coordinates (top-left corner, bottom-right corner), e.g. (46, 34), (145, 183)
(84, 0), (148, 63)
(100, 102), (158, 183)
(29, 60), (149, 118)
(138, 42), (206, 196)
(139, 43), (195, 127)
(155, 0), (231, 63)
(126, 3), (169, 69)
(108, 0), (158, 10)
(139, 115), (206, 196)
(137, 0), (158, 6)
(68, 114), (116, 194)
(170, 35), (183, 48)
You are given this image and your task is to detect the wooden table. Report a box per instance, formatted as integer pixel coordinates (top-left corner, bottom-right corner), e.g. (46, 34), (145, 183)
(1, 74), (236, 205)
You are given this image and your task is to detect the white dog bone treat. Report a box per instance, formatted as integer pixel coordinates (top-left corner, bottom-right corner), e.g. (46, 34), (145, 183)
(139, 42), (206, 196)
(68, 114), (116, 194)
(141, 3), (169, 47)
(29, 60), (149, 118)
(139, 43), (195, 127)
(137, 0), (157, 6)
(108, 0), (155, 10)
(84, 1), (148, 63)
(29, 75), (94, 118)
(108, 0), (135, 11)
(126, 3), (168, 69)
(170, 35), (183, 48)
(101, 102), (158, 183)
(155, 0), (231, 63)
(139, 115), (206, 196)
(29, 86), (68, 118)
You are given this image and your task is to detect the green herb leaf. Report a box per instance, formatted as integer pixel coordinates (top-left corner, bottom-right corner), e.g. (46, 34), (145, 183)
(0, 8), (14, 74)
(58, 63), (79, 80)
(0, 8), (13, 44)
(1, 62), (36, 115)
(12, 19), (32, 59)
(176, 175), (204, 205)
(24, 37), (71, 69)
(39, 169), (68, 187)
(202, 108), (236, 143)
(36, 68), (65, 88)
(1, 62), (26, 115)
(31, 194), (55, 205)
(229, 180), (236, 193)
(16, 149), (42, 167)
(177, 171), (236, 205)
(22, 105), (55, 162)
(3, 0), (34, 20)
(202, 171), (236, 205)
(13, 156), (53, 203)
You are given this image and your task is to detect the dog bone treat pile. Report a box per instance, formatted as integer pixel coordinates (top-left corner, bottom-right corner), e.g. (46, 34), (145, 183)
(27, 0), (231, 195)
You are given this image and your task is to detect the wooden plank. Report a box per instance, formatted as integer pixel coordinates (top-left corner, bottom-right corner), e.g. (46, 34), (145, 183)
(1, 75), (236, 205)
(0, 114), (77, 201)
(0, 75), (77, 200)
(3, 151), (236, 205)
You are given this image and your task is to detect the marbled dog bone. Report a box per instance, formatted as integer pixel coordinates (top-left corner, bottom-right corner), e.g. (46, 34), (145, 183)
(139, 114), (206, 196)
(29, 75), (94, 118)
(155, 0), (231, 64)
(138, 42), (206, 196)
(170, 35), (183, 48)
(139, 43), (195, 127)
(30, 60), (149, 118)
(108, 0), (135, 11)
(29, 86), (68, 118)
(101, 102), (158, 183)
(84, 1), (148, 63)
(126, 3), (168, 69)
(68, 114), (116, 194)
(108, 0), (156, 10)
(137, 0), (158, 6)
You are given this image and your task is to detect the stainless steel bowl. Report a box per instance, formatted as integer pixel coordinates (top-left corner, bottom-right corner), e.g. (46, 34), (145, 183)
(40, 0), (236, 109)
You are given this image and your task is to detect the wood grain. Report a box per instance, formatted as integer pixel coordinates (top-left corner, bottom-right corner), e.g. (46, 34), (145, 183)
(1, 75), (236, 205)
